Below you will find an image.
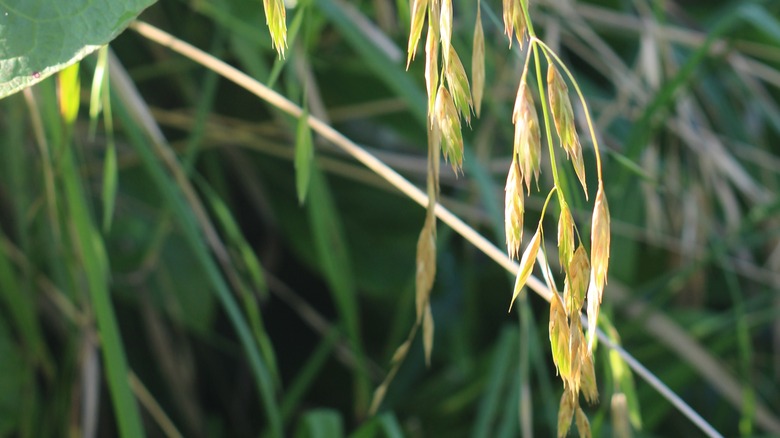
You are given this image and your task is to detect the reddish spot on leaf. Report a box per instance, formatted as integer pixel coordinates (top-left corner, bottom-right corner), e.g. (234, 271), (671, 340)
(32, 71), (40, 78)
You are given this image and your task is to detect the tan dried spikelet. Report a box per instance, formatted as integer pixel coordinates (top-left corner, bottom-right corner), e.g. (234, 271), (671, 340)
(415, 216), (437, 321)
(425, 23), (440, 117)
(557, 388), (576, 438)
(587, 184), (610, 352)
(502, 0), (515, 45)
(549, 292), (571, 379)
(505, 158), (524, 259)
(511, 0), (527, 46)
(509, 225), (540, 311)
(564, 245), (589, 315)
(591, 184), (610, 300)
(440, 0), (453, 66)
(575, 407), (592, 438)
(547, 64), (587, 197)
(558, 203), (574, 272)
(568, 316), (584, 393)
(423, 302), (434, 366)
(445, 46), (473, 124)
(263, 0), (288, 58)
(472, 9), (485, 118)
(434, 86), (464, 172)
(611, 393), (633, 438)
(586, 281), (600, 354)
(579, 341), (599, 403)
(512, 81), (541, 192)
(407, 0), (429, 69)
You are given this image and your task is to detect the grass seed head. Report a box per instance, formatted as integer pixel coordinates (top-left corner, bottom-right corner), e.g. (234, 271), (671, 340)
(263, 0), (288, 58)
(591, 184), (610, 299)
(575, 407), (592, 438)
(407, 0), (429, 69)
(586, 184), (609, 352)
(558, 204), (574, 272)
(511, 0), (527, 46)
(502, 0), (515, 46)
(549, 293), (571, 378)
(445, 47), (473, 124)
(611, 393), (633, 438)
(512, 81), (541, 192)
(586, 276), (600, 354)
(580, 339), (599, 403)
(439, 0), (453, 66)
(568, 316), (583, 393)
(509, 225), (541, 311)
(547, 64), (587, 196)
(434, 86), (464, 172)
(505, 158), (524, 259)
(415, 216), (437, 319)
(472, 11), (485, 118)
(502, 0), (525, 48)
(425, 25), (440, 118)
(564, 245), (589, 315)
(557, 388), (576, 438)
(423, 302), (434, 366)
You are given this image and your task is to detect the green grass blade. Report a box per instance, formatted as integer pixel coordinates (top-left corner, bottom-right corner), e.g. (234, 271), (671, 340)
(295, 99), (314, 204)
(111, 91), (283, 437)
(281, 329), (339, 424)
(306, 165), (371, 414)
(60, 134), (145, 438)
(471, 325), (517, 438)
(295, 409), (345, 438)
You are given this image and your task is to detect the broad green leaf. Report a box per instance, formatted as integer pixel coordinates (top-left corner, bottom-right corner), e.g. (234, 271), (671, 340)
(0, 0), (155, 99)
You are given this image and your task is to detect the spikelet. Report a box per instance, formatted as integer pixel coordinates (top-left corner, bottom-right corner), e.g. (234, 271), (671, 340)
(509, 225), (540, 311)
(415, 215), (436, 321)
(445, 46), (473, 124)
(502, 0), (526, 48)
(434, 86), (464, 172)
(440, 0), (452, 66)
(425, 22), (440, 118)
(505, 158), (524, 259)
(511, 0), (527, 45)
(587, 184), (610, 352)
(564, 245), (589, 316)
(407, 0), (429, 69)
(472, 8), (485, 118)
(512, 81), (541, 193)
(575, 407), (592, 438)
(549, 292), (571, 378)
(547, 64), (587, 196)
(558, 203), (574, 272)
(423, 301), (434, 366)
(611, 393), (633, 438)
(425, 22), (439, 118)
(557, 388), (576, 438)
(502, 0), (515, 44)
(568, 315), (584, 393)
(579, 341), (599, 404)
(591, 184), (610, 300)
(262, 0), (287, 58)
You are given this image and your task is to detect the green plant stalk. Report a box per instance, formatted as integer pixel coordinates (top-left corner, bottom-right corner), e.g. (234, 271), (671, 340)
(61, 143), (145, 438)
(111, 96), (283, 437)
(25, 81), (144, 437)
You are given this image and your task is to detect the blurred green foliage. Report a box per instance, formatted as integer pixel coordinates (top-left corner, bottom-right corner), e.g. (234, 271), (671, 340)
(0, 0), (779, 437)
